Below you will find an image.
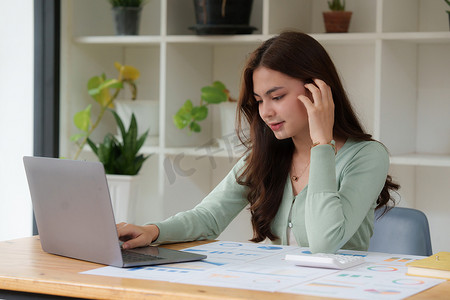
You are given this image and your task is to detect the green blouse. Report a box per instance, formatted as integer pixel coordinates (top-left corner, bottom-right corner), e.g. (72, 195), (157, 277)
(152, 139), (389, 253)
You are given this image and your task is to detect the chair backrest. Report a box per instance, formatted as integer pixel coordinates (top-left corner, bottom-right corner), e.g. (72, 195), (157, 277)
(368, 207), (432, 256)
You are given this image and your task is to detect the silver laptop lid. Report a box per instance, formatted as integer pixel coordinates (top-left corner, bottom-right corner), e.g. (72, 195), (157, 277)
(23, 156), (123, 267)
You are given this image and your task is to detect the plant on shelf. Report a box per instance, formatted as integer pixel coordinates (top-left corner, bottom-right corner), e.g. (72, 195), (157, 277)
(107, 0), (148, 35)
(323, 0), (353, 33)
(173, 81), (236, 134)
(327, 0), (345, 11)
(87, 110), (149, 175)
(71, 62), (140, 160)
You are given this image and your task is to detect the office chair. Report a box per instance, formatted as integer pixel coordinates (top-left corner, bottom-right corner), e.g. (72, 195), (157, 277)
(368, 207), (432, 256)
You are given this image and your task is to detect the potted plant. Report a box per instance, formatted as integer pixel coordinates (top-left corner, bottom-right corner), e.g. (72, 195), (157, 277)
(87, 111), (149, 176)
(173, 81), (237, 135)
(71, 62), (148, 223)
(87, 110), (149, 223)
(71, 62), (140, 160)
(108, 0), (148, 35)
(190, 0), (257, 35)
(323, 0), (353, 33)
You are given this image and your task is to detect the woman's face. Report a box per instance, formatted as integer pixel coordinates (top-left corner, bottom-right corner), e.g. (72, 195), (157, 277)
(253, 66), (309, 140)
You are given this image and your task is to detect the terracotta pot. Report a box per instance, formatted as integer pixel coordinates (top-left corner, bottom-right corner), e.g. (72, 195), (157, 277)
(323, 11), (353, 33)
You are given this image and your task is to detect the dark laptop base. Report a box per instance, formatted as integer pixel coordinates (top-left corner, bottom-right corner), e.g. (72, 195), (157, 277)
(122, 247), (206, 268)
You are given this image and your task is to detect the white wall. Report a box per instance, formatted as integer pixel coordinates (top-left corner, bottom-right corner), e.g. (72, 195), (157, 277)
(0, 0), (34, 241)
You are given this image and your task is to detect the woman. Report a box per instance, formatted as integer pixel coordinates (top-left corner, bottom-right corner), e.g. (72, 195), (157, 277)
(117, 31), (399, 253)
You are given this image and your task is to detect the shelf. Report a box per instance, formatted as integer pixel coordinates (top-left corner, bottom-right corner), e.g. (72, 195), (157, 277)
(73, 33), (377, 46)
(311, 33), (379, 44)
(390, 153), (450, 167)
(381, 32), (450, 43)
(73, 32), (450, 46)
(73, 35), (162, 45)
(164, 34), (267, 45)
(74, 34), (269, 46)
(139, 145), (160, 155)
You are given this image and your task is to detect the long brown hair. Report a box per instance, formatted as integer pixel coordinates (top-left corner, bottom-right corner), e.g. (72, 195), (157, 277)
(236, 31), (399, 243)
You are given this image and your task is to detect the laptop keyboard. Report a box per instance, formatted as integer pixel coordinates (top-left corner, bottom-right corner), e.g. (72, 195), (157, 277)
(121, 250), (164, 263)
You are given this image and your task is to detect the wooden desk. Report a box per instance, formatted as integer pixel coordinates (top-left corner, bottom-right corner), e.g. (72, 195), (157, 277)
(0, 236), (448, 299)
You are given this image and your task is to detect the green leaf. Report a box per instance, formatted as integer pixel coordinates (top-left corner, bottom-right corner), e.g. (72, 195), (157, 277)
(87, 77), (122, 108)
(173, 100), (195, 129)
(131, 154), (149, 175)
(87, 76), (102, 91)
(97, 134), (117, 173)
(87, 76), (112, 107)
(111, 110), (126, 138)
(73, 105), (92, 132)
(211, 81), (226, 91)
(86, 138), (98, 156)
(123, 114), (139, 161)
(70, 133), (86, 142)
(181, 99), (193, 112)
(136, 129), (149, 151)
(96, 79), (123, 92)
(189, 122), (201, 132)
(191, 106), (208, 121)
(201, 86), (227, 104)
(87, 77), (123, 96)
(173, 114), (188, 129)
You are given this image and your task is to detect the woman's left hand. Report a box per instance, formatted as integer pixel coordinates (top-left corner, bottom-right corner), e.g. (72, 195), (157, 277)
(116, 222), (160, 249)
(297, 79), (335, 145)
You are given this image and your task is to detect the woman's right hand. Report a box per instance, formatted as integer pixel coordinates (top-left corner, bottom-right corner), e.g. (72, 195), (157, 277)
(297, 79), (335, 145)
(116, 223), (160, 249)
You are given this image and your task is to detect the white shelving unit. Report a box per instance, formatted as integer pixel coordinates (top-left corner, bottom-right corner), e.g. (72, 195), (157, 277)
(60, 0), (450, 250)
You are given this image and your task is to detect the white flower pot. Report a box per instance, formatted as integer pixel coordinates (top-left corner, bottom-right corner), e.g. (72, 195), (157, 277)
(218, 102), (248, 155)
(106, 174), (141, 223)
(115, 100), (159, 145)
(219, 101), (238, 139)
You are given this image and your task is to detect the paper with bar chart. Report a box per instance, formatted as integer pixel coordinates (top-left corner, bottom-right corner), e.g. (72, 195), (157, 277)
(82, 241), (444, 299)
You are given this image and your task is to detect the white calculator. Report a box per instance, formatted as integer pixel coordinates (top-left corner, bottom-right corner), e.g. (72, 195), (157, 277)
(285, 253), (365, 269)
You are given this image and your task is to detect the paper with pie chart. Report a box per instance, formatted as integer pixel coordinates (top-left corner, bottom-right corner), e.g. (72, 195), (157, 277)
(82, 241), (444, 299)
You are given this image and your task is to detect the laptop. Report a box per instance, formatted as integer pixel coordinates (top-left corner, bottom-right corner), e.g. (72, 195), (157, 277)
(23, 156), (206, 268)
